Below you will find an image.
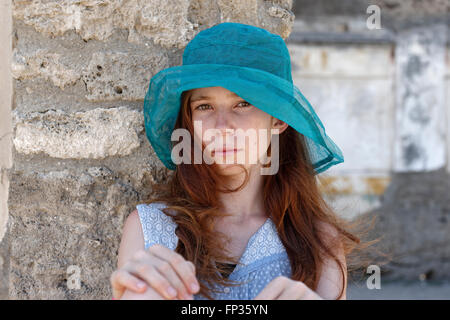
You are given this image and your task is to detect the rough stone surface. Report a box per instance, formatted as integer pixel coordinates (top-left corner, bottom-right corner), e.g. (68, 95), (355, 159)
(13, 107), (144, 159)
(0, 0), (12, 300)
(12, 48), (80, 89)
(7, 165), (171, 299)
(0, 230), (8, 300)
(259, 0), (295, 39)
(0, 172), (9, 243)
(12, 0), (196, 49)
(12, 36), (170, 101)
(81, 51), (169, 101)
(13, 0), (295, 48)
(7, 0), (296, 300)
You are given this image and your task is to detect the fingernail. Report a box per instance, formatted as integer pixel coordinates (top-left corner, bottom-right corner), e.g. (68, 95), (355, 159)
(137, 282), (146, 289)
(167, 286), (177, 298)
(190, 282), (199, 292)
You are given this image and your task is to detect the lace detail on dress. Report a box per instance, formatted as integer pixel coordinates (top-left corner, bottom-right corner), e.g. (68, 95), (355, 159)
(235, 218), (286, 271)
(136, 202), (178, 250)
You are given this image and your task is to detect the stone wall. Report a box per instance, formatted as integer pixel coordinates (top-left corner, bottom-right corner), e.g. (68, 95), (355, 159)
(3, 0), (295, 300)
(0, 0), (13, 301)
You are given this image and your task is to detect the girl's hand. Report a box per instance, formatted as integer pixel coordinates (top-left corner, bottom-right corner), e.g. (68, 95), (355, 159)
(110, 244), (200, 300)
(120, 285), (179, 300)
(253, 276), (323, 300)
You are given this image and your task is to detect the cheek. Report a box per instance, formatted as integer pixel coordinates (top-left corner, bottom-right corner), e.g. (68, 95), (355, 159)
(249, 130), (271, 160)
(234, 127), (272, 163)
(244, 117), (272, 148)
(192, 118), (216, 148)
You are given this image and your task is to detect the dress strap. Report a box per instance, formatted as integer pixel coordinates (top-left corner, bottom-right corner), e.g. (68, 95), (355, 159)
(136, 202), (179, 250)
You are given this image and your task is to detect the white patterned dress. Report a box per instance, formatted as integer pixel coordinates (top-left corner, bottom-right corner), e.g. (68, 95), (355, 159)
(136, 202), (292, 300)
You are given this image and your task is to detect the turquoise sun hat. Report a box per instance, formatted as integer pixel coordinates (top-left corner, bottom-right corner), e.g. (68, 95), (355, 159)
(143, 22), (344, 174)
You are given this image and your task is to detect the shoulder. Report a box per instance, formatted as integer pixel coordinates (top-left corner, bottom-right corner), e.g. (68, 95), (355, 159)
(134, 202), (179, 251)
(135, 202), (177, 228)
(314, 220), (347, 299)
(136, 202), (172, 217)
(124, 208), (140, 226)
(118, 202), (179, 267)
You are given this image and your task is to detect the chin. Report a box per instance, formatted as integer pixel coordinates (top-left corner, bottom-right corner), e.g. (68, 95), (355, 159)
(214, 161), (253, 176)
(215, 164), (241, 175)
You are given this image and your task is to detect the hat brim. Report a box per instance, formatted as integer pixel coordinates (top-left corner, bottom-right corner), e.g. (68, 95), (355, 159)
(143, 63), (344, 174)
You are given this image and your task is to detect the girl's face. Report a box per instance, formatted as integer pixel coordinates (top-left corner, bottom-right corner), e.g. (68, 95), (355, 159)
(189, 86), (287, 175)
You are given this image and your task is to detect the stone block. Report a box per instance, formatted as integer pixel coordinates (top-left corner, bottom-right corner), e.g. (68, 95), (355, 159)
(13, 107), (144, 159)
(12, 48), (80, 89)
(81, 51), (169, 101)
(13, 0), (295, 48)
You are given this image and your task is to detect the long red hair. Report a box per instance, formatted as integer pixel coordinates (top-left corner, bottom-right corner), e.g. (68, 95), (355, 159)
(142, 89), (375, 300)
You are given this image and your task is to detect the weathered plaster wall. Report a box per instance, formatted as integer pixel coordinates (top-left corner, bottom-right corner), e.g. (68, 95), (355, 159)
(290, 0), (450, 282)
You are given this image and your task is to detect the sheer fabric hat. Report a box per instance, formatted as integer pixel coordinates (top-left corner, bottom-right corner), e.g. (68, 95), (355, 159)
(143, 22), (344, 174)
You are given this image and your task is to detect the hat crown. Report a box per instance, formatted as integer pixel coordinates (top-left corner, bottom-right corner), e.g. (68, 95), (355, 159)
(182, 22), (293, 83)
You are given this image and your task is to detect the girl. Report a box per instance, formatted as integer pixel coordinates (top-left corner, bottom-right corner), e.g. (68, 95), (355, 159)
(110, 22), (367, 300)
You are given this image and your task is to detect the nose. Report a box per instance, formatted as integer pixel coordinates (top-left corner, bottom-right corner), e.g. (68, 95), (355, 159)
(214, 109), (233, 132)
(212, 110), (235, 145)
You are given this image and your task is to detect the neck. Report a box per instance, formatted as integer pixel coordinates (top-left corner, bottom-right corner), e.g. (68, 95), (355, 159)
(216, 165), (267, 223)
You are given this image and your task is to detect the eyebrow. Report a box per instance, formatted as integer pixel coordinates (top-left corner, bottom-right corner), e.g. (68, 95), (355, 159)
(190, 92), (240, 103)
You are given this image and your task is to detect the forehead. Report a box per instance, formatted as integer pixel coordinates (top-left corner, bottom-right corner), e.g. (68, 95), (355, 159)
(189, 86), (240, 100)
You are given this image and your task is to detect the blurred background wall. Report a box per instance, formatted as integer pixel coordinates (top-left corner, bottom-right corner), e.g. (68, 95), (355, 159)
(289, 0), (450, 284)
(0, 0), (448, 299)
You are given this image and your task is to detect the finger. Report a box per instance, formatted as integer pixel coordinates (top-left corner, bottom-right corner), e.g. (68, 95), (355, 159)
(149, 244), (200, 295)
(300, 287), (323, 300)
(110, 269), (147, 299)
(187, 261), (196, 274)
(112, 286), (124, 301)
(152, 255), (194, 300)
(128, 248), (189, 299)
(121, 286), (166, 300)
(128, 247), (195, 300)
(127, 262), (179, 300)
(276, 282), (307, 300)
(253, 276), (289, 300)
